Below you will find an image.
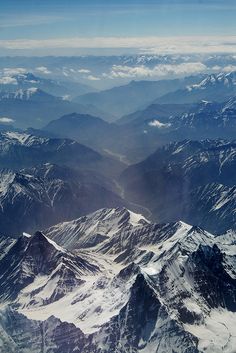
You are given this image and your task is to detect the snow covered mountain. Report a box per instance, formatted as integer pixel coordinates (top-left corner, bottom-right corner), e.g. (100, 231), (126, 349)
(0, 87), (49, 101)
(0, 131), (124, 177)
(0, 207), (235, 352)
(183, 183), (236, 234)
(121, 139), (236, 233)
(155, 71), (236, 104)
(0, 72), (94, 98)
(117, 96), (236, 149)
(45, 207), (148, 250)
(169, 97), (236, 134)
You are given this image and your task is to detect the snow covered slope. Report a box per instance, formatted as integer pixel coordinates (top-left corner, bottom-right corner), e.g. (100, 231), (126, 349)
(155, 71), (236, 104)
(0, 207), (236, 352)
(45, 207), (149, 250)
(121, 139), (236, 233)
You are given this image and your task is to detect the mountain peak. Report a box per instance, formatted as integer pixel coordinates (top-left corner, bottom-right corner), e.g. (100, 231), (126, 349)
(45, 207), (149, 251)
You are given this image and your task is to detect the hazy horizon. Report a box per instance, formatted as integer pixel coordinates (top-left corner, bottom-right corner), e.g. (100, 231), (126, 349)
(0, 0), (236, 56)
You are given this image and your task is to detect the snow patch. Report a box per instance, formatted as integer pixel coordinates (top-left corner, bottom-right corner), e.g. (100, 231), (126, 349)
(185, 309), (236, 353)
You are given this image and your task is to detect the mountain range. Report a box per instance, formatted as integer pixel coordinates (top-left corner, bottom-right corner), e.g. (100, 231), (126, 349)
(0, 207), (235, 352)
(0, 72), (95, 98)
(0, 87), (107, 129)
(74, 75), (204, 119)
(0, 165), (126, 236)
(155, 72), (236, 105)
(43, 93), (236, 163)
(0, 131), (124, 177)
(120, 139), (236, 234)
(1, 60), (236, 353)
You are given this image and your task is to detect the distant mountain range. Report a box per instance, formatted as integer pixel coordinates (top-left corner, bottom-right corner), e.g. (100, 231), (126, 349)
(117, 102), (192, 125)
(0, 72), (95, 98)
(0, 87), (108, 129)
(44, 112), (119, 154)
(74, 75), (204, 119)
(43, 92), (236, 163)
(0, 207), (235, 352)
(155, 72), (236, 104)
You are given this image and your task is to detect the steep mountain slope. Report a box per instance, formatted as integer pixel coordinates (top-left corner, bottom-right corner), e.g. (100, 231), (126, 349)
(0, 131), (124, 178)
(182, 183), (236, 234)
(120, 139), (236, 233)
(0, 167), (126, 236)
(0, 230), (99, 308)
(45, 207), (148, 250)
(0, 208), (236, 352)
(115, 96), (236, 160)
(169, 97), (236, 136)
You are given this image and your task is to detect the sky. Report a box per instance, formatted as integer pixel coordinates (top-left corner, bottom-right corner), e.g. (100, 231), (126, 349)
(0, 0), (236, 55)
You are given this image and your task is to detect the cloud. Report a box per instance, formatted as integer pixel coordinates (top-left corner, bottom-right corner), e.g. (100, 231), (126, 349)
(104, 62), (207, 79)
(78, 69), (91, 74)
(0, 36), (236, 55)
(35, 66), (51, 74)
(2, 68), (27, 76)
(0, 76), (17, 84)
(0, 68), (28, 84)
(222, 65), (236, 72)
(148, 120), (171, 128)
(211, 64), (236, 73)
(0, 117), (14, 123)
(87, 74), (100, 81)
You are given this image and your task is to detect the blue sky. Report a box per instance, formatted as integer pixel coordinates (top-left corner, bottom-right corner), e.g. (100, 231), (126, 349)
(0, 0), (236, 55)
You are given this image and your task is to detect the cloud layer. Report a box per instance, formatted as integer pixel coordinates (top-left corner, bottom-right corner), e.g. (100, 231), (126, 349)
(104, 62), (207, 79)
(0, 36), (236, 55)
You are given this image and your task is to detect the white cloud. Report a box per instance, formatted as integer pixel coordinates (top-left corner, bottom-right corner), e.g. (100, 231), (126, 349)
(35, 66), (51, 74)
(222, 65), (236, 72)
(148, 120), (171, 128)
(0, 36), (236, 54)
(87, 74), (100, 81)
(78, 69), (91, 74)
(212, 65), (222, 71)
(0, 76), (17, 85)
(3, 68), (26, 76)
(0, 117), (14, 123)
(105, 62), (207, 79)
